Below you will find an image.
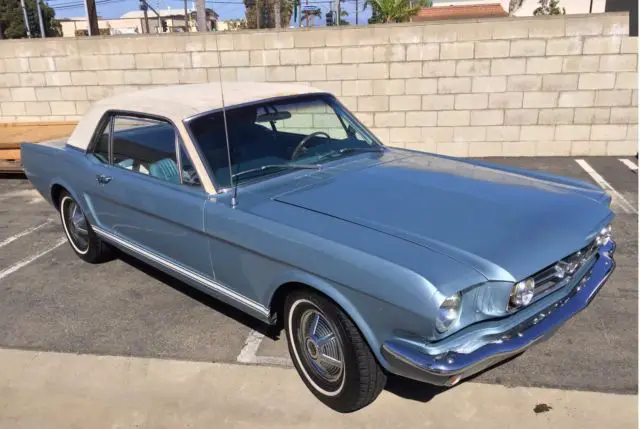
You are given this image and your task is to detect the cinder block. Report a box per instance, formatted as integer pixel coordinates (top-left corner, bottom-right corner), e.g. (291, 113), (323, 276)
(55, 57), (82, 71)
(535, 140), (572, 156)
(436, 141), (469, 157)
(565, 16), (603, 37)
(311, 80), (342, 96)
(574, 107), (610, 124)
(158, 53), (189, 69)
(437, 110), (470, 126)
(523, 91), (558, 108)
(0, 89), (10, 101)
(562, 56), (600, 72)
(486, 125), (520, 141)
(607, 140), (636, 156)
(45, 72), (71, 86)
(595, 89), (632, 106)
(354, 112), (374, 127)
(405, 141), (438, 153)
(0, 73), (19, 88)
(310, 48), (341, 65)
(405, 78), (437, 95)
(440, 42), (474, 60)
(3, 58), (29, 73)
(591, 124), (627, 140)
(390, 95), (421, 111)
(627, 124), (638, 139)
(471, 110), (503, 126)
(390, 62), (422, 78)
(25, 101), (51, 116)
(296, 65), (326, 81)
(75, 101), (91, 115)
(510, 39), (546, 57)
(422, 94), (454, 110)
(519, 125), (555, 141)
(374, 112), (405, 127)
(542, 74), (579, 91)
(146, 36), (178, 53)
(558, 90), (595, 107)
(489, 92), (523, 108)
(373, 45), (406, 63)
(338, 96), (358, 111)
(610, 107), (638, 124)
(475, 40), (509, 58)
(491, 58), (526, 76)
(538, 108), (574, 124)
(49, 101), (76, 115)
(621, 37), (638, 54)
(422, 60), (456, 77)
(108, 54), (135, 70)
(357, 63), (389, 80)
(454, 126), (487, 142)
(615, 72), (638, 89)
(505, 109), (539, 125)
(438, 77), (471, 94)
(264, 32), (294, 50)
(220, 51), (250, 67)
(80, 55), (109, 71)
(422, 126), (454, 144)
(526, 57), (563, 74)
(583, 36), (622, 54)
(28, 57), (55, 72)
(454, 93), (488, 110)
(529, 18), (565, 38)
(279, 49), (310, 66)
(11, 88), (36, 102)
(507, 75), (542, 91)
(469, 141), (503, 157)
(294, 30), (326, 48)
(61, 86), (88, 101)
(135, 53), (163, 69)
(599, 54), (638, 72)
(125, 70), (152, 85)
(555, 124), (591, 140)
(151, 69), (179, 85)
(546, 37), (583, 55)
(373, 79), (405, 95)
(389, 26), (422, 44)
(358, 96), (389, 112)
(422, 23), (459, 42)
(237, 67), (266, 82)
(0, 102), (26, 115)
(406, 111), (437, 127)
(455, 60), (490, 76)
(327, 64), (357, 80)
(342, 80), (373, 96)
(406, 44), (439, 61)
(471, 76), (506, 93)
(96, 71), (124, 85)
(390, 127), (422, 144)
(578, 73), (616, 90)
(343, 46), (373, 64)
(265, 66), (295, 82)
(20, 73), (45, 87)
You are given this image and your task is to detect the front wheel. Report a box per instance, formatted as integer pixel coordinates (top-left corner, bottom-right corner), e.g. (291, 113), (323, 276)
(285, 291), (386, 412)
(59, 190), (114, 263)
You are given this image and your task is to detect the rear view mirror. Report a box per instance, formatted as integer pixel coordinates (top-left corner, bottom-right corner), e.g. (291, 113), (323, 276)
(256, 111), (291, 122)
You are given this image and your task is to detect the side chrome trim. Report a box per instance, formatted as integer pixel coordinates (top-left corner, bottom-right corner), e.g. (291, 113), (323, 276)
(92, 226), (269, 317)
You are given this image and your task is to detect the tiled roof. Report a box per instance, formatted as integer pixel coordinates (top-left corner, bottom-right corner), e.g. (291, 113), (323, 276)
(414, 3), (508, 21)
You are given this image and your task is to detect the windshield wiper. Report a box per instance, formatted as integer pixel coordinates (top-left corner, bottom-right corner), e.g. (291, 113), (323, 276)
(231, 164), (321, 181)
(315, 146), (384, 163)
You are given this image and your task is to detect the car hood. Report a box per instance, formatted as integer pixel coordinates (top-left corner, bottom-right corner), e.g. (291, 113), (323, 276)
(273, 151), (613, 281)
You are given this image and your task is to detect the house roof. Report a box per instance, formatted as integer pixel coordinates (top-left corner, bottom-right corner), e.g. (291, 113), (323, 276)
(66, 83), (325, 150)
(413, 3), (508, 21)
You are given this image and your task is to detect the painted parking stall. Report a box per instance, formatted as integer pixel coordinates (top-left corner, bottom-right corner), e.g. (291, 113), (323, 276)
(0, 157), (636, 396)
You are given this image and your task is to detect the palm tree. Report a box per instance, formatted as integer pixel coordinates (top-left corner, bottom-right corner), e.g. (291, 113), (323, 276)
(364, 0), (431, 24)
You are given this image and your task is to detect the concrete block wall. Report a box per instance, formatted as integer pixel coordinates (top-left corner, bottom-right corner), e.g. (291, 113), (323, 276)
(0, 12), (636, 156)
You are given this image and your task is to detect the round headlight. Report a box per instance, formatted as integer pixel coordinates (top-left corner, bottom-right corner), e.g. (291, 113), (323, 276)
(436, 293), (461, 332)
(510, 278), (535, 308)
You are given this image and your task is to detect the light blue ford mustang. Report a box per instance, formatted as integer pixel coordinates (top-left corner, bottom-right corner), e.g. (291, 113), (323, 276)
(21, 83), (616, 412)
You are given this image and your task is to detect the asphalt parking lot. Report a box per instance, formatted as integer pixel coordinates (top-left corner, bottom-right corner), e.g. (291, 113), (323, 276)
(0, 156), (637, 399)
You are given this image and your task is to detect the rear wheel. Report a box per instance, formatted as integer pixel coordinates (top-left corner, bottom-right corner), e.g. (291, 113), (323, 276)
(59, 190), (114, 263)
(285, 290), (386, 412)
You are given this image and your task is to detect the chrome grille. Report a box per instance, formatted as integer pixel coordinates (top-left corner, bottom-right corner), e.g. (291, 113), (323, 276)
(532, 239), (600, 299)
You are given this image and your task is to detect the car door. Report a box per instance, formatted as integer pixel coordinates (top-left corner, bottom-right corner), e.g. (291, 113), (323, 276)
(84, 112), (212, 278)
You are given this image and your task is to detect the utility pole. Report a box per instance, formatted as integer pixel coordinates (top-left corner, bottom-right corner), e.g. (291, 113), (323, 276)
(184, 0), (189, 31)
(274, 0), (281, 29)
(36, 0), (45, 37)
(355, 0), (358, 24)
(336, 0), (340, 26)
(83, 0), (99, 35)
(256, 0), (260, 29)
(20, 0), (32, 37)
(196, 0), (206, 31)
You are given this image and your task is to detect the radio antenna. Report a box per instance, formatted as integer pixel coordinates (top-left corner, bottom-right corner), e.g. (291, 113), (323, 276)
(213, 33), (237, 208)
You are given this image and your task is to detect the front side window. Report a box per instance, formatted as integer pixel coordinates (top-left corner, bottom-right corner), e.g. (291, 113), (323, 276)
(187, 94), (383, 189)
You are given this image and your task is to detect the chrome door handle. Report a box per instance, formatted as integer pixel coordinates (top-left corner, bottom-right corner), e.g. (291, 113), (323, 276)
(96, 174), (112, 184)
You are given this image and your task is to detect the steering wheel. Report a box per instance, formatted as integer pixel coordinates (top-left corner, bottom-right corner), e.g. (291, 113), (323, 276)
(291, 131), (331, 160)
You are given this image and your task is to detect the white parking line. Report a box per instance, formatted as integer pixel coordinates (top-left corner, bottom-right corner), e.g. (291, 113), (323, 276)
(236, 330), (265, 364)
(0, 219), (53, 249)
(619, 158), (638, 172)
(575, 159), (637, 214)
(0, 238), (67, 282)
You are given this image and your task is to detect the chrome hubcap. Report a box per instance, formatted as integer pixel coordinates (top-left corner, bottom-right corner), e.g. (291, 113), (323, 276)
(298, 309), (344, 383)
(65, 200), (89, 251)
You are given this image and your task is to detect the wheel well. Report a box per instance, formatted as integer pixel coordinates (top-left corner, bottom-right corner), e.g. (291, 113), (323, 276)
(50, 184), (66, 210)
(269, 281), (310, 329)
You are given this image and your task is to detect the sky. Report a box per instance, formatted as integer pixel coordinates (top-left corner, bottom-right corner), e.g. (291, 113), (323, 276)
(50, 0), (373, 26)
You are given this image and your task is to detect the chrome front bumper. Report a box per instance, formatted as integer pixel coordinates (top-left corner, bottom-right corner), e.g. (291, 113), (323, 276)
(381, 239), (616, 386)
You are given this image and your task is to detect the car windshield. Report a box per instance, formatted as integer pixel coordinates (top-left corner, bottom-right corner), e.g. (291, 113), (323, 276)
(187, 94), (383, 189)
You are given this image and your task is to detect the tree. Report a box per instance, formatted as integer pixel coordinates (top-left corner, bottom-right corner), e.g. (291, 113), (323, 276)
(0, 0), (60, 39)
(244, 0), (293, 29)
(533, 0), (565, 15)
(364, 0), (430, 24)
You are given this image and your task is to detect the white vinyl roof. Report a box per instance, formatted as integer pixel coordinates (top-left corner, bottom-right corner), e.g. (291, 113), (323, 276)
(67, 82), (324, 150)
